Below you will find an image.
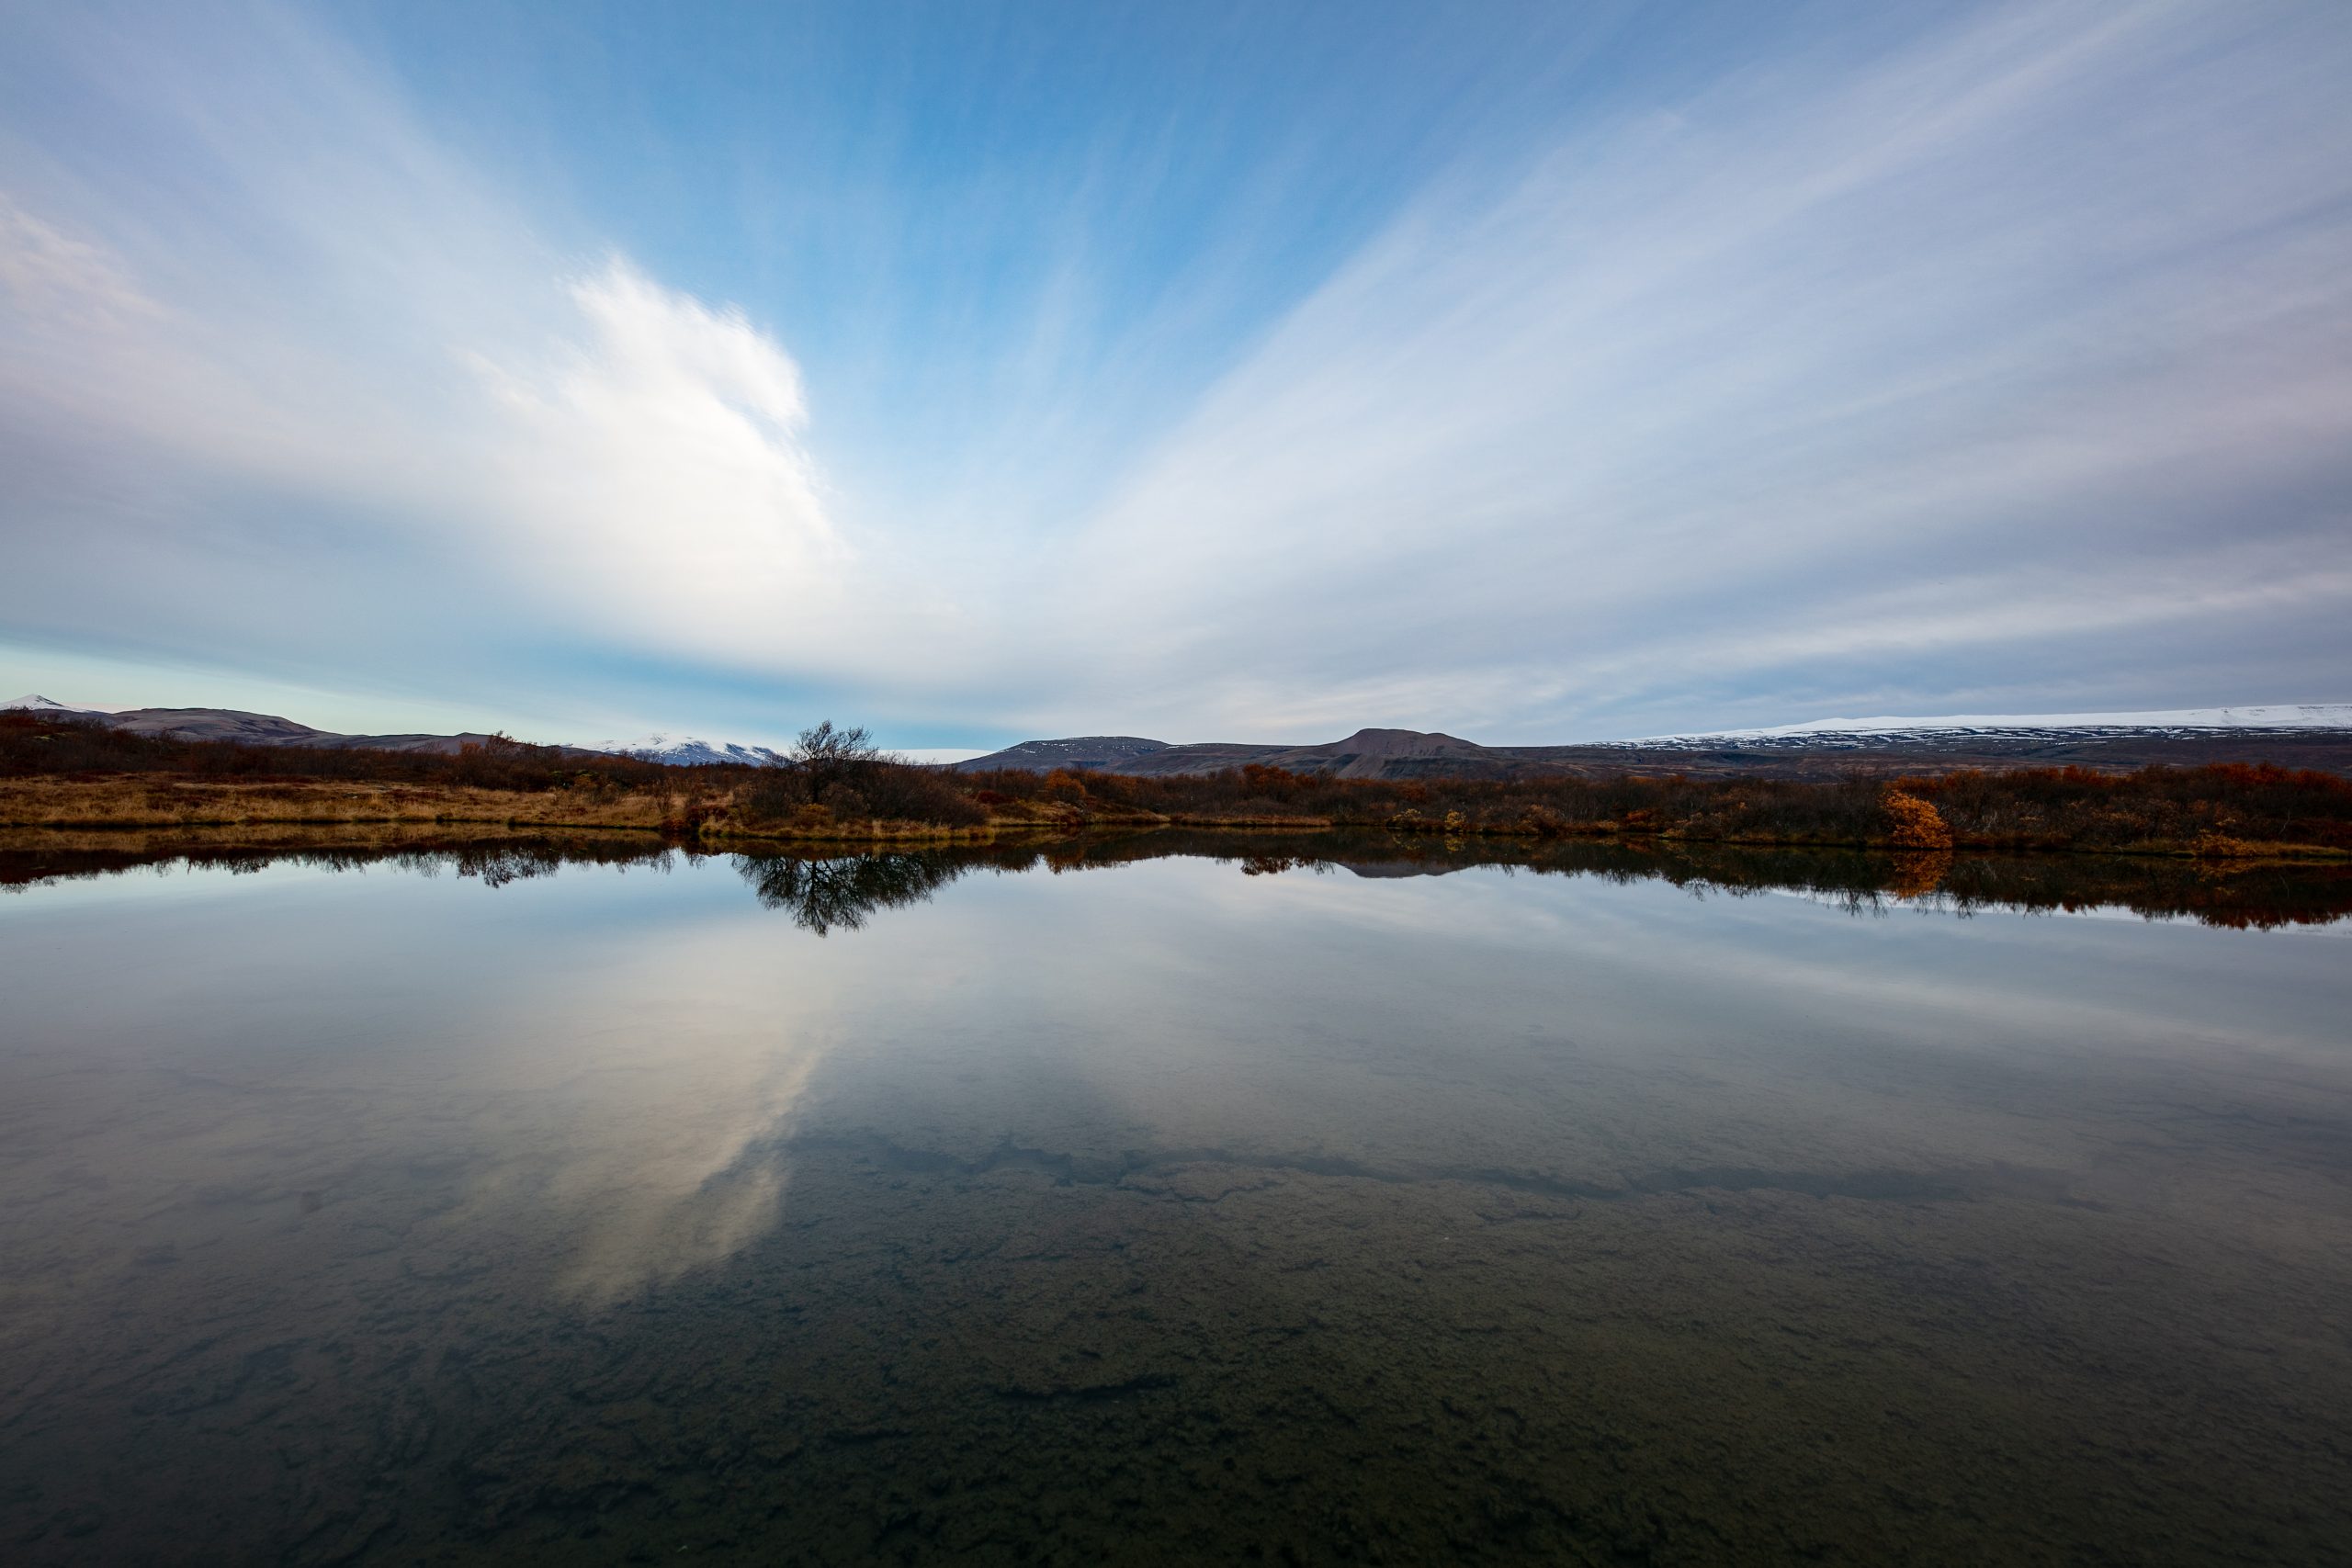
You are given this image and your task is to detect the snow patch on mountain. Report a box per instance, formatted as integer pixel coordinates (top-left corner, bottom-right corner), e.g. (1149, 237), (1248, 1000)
(595, 732), (788, 766)
(4, 694), (110, 716)
(893, 747), (990, 766)
(1610, 705), (2352, 748)
(593, 732), (979, 767)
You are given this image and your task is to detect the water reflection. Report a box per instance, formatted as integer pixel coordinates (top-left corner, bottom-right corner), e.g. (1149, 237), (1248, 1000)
(737, 849), (977, 934)
(1, 833), (2347, 1563)
(6, 824), (2350, 930)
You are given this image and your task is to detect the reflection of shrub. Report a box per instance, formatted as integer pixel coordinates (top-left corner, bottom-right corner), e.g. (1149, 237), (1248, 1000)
(1888, 850), (1952, 898)
(2193, 830), (2263, 859)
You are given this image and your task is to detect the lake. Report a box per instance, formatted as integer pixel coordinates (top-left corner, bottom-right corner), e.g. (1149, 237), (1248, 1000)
(2, 834), (2348, 1564)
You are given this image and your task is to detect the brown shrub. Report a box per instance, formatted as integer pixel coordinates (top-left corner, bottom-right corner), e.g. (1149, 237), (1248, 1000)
(1883, 788), (1955, 850)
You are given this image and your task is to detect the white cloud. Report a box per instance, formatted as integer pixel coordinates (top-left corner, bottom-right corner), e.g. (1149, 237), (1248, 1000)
(468, 260), (850, 659)
(0, 196), (160, 328)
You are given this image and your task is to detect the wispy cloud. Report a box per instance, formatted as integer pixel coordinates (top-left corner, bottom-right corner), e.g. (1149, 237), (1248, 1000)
(0, 1), (2346, 743)
(1053, 1), (2352, 738)
(0, 3), (872, 734)
(0, 196), (160, 329)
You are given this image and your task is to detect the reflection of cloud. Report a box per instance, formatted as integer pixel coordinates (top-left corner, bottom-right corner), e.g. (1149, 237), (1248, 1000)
(0, 860), (878, 1348)
(458, 1043), (824, 1303)
(442, 924), (847, 1303)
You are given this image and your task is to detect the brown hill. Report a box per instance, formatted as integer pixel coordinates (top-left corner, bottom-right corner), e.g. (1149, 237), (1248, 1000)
(951, 736), (1173, 772)
(964, 724), (2352, 780)
(97, 707), (588, 757)
(1256, 728), (1498, 780)
(1069, 728), (1506, 780)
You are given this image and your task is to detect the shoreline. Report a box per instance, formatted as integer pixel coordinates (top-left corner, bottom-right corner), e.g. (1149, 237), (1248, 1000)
(1, 776), (2343, 863)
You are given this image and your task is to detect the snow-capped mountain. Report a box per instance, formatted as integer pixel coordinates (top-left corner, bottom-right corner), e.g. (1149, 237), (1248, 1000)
(594, 732), (788, 766)
(1605, 705), (2352, 750)
(4, 693), (109, 716)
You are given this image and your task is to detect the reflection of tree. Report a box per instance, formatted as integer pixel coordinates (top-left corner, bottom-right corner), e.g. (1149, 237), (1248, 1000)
(735, 851), (973, 935)
(1888, 850), (1953, 899)
(6, 829), (2348, 931)
(447, 845), (568, 887)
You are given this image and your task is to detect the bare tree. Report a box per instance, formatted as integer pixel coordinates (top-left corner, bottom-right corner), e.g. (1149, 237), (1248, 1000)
(791, 719), (884, 796)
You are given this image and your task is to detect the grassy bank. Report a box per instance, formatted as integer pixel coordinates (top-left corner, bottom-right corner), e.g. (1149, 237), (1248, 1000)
(6, 710), (2347, 859)
(0, 775), (1011, 840)
(983, 761), (2352, 860)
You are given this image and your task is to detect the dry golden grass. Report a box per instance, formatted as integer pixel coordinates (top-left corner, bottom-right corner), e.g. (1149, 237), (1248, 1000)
(0, 776), (1017, 843)
(0, 776), (679, 829)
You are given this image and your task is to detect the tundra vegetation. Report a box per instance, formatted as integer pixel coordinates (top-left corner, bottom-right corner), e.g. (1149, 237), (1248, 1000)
(3, 708), (2346, 860)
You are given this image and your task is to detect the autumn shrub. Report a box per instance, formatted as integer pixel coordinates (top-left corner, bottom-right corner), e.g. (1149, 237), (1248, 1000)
(1883, 787), (1955, 850)
(855, 763), (987, 827)
(1519, 804), (1570, 837)
(733, 768), (811, 826)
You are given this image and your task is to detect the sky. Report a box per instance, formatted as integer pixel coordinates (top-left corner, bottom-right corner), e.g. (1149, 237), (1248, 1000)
(2, 0), (2348, 750)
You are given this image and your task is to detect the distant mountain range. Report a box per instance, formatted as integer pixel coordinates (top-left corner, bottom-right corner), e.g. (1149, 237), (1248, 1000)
(956, 707), (2352, 778)
(6, 695), (98, 718)
(4, 695), (798, 764)
(946, 736), (1175, 772)
(13, 696), (2351, 776)
(5, 694), (537, 754)
(955, 728), (1498, 780)
(1604, 705), (2352, 749)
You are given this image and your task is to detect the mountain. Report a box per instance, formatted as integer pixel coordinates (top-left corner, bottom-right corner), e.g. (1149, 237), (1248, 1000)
(956, 728), (1504, 779)
(956, 728), (1509, 779)
(100, 707), (533, 754)
(596, 733), (787, 766)
(953, 736), (1172, 772)
(7, 694), (777, 764)
(957, 708), (2352, 780)
(20, 693), (2352, 776)
(1600, 705), (2352, 750)
(4, 694), (108, 717)
(7, 698), (603, 757)
(1123, 728), (1500, 781)
(101, 706), (334, 744)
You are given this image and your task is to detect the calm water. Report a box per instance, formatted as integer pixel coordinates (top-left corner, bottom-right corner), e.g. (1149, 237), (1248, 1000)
(2, 836), (2348, 1565)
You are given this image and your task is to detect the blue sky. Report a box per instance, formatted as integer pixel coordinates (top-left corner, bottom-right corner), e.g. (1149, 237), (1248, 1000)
(3, 0), (2347, 749)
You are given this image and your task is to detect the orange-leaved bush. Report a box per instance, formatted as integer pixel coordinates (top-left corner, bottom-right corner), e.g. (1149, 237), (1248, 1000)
(1883, 787), (1955, 850)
